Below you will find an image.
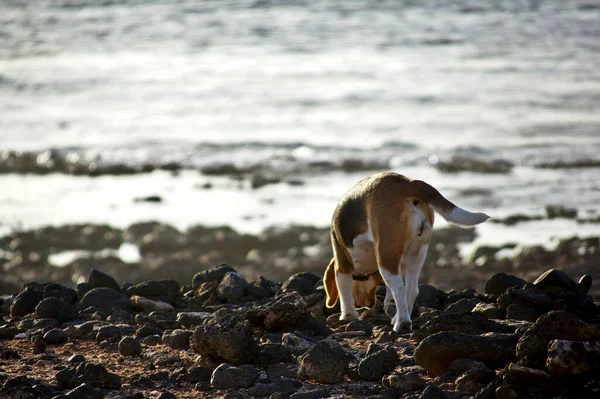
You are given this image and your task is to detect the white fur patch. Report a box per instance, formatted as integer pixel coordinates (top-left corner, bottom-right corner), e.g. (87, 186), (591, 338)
(447, 206), (490, 227)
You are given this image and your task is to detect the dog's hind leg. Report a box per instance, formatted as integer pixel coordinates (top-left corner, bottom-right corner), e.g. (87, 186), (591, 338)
(404, 244), (429, 317)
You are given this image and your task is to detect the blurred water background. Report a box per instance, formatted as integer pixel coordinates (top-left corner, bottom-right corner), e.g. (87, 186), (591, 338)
(1, 0), (600, 256)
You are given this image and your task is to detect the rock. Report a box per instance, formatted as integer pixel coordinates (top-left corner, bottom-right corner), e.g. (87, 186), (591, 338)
(281, 272), (321, 296)
(413, 284), (448, 311)
(454, 368), (495, 394)
(210, 363), (259, 389)
(511, 288), (552, 307)
(546, 339), (600, 375)
(43, 283), (78, 304)
(162, 329), (193, 349)
(383, 371), (427, 394)
(56, 362), (121, 389)
(247, 291), (310, 332)
(505, 302), (537, 322)
(119, 337), (142, 356)
(31, 335), (47, 354)
(190, 312), (257, 364)
(290, 389), (330, 399)
(217, 272), (248, 303)
(247, 377), (301, 397)
(297, 339), (349, 384)
(43, 328), (69, 345)
(411, 312), (513, 342)
(414, 331), (519, 376)
(357, 344), (399, 381)
(516, 311), (600, 367)
(10, 285), (43, 316)
(545, 205), (577, 219)
(0, 376), (54, 399)
(0, 325), (19, 340)
(63, 382), (103, 399)
(68, 354), (86, 364)
(87, 269), (121, 292)
(419, 383), (444, 399)
(126, 280), (180, 302)
(176, 312), (213, 328)
(443, 298), (476, 314)
(281, 332), (316, 355)
(157, 393), (176, 399)
(266, 363), (299, 379)
(533, 269), (579, 292)
(96, 325), (122, 342)
(485, 273), (526, 295)
(131, 295), (174, 313)
(472, 303), (502, 319)
(35, 297), (78, 322)
(192, 264), (236, 289)
(77, 287), (132, 315)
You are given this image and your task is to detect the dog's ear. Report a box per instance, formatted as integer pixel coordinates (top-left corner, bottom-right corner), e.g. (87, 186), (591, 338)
(366, 272), (382, 308)
(324, 258), (338, 308)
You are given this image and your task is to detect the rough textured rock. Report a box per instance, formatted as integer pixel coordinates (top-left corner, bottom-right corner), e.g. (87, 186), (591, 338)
(216, 272), (248, 302)
(126, 280), (180, 302)
(77, 287), (132, 315)
(131, 295), (174, 313)
(383, 371), (427, 394)
(118, 337), (142, 356)
(411, 312), (513, 342)
(35, 297), (78, 322)
(297, 339), (349, 384)
(413, 284), (448, 311)
(546, 339), (600, 375)
(485, 273), (526, 295)
(247, 291), (311, 332)
(56, 362), (122, 389)
(190, 312), (257, 364)
(162, 329), (193, 349)
(414, 331), (519, 376)
(357, 344), (399, 381)
(10, 285), (43, 316)
(43, 328), (69, 345)
(281, 272), (321, 296)
(192, 264), (236, 289)
(43, 283), (78, 304)
(88, 269), (122, 292)
(516, 310), (600, 367)
(210, 363), (259, 389)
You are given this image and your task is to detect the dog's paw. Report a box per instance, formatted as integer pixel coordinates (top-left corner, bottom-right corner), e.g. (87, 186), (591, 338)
(393, 320), (412, 333)
(340, 311), (360, 321)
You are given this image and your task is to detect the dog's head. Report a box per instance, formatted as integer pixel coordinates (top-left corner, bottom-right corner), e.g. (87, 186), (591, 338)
(324, 258), (381, 309)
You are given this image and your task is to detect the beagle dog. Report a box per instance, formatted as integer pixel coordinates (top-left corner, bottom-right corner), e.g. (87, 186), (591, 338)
(323, 172), (489, 332)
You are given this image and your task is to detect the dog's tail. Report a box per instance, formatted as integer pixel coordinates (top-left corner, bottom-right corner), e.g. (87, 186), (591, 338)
(411, 180), (490, 227)
(323, 258), (339, 308)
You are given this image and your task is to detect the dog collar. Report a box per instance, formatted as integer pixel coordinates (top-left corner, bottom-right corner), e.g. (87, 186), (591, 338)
(352, 272), (377, 281)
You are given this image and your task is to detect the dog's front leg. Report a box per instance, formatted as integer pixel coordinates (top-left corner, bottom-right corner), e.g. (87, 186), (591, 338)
(379, 267), (411, 332)
(335, 272), (360, 320)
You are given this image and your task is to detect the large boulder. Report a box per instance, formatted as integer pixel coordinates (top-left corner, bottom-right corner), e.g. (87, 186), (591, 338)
(297, 339), (350, 384)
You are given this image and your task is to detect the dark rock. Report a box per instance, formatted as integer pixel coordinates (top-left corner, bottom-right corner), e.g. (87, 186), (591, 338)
(136, 323), (163, 338)
(0, 325), (19, 340)
(127, 280), (180, 302)
(383, 371), (427, 394)
(247, 377), (301, 397)
(511, 288), (552, 307)
(140, 334), (162, 346)
(119, 337), (142, 356)
(545, 339), (600, 375)
(443, 298), (476, 314)
(281, 272), (321, 296)
(297, 339), (349, 384)
(533, 269), (579, 293)
(414, 331), (519, 376)
(68, 354), (86, 364)
(257, 342), (292, 365)
(411, 312), (513, 342)
(35, 297), (78, 322)
(96, 325), (122, 342)
(162, 329), (193, 349)
(63, 382), (103, 399)
(192, 264), (236, 289)
(454, 368), (495, 394)
(190, 312), (257, 364)
(43, 283), (78, 304)
(357, 344), (399, 381)
(43, 328), (69, 344)
(516, 310), (600, 367)
(266, 363), (299, 379)
(247, 291), (310, 332)
(506, 303), (537, 322)
(77, 287), (132, 315)
(485, 273), (526, 295)
(31, 335), (47, 354)
(413, 284), (448, 311)
(419, 383), (444, 399)
(10, 285), (43, 316)
(290, 389), (330, 399)
(281, 332), (316, 356)
(545, 205), (577, 219)
(88, 269), (121, 292)
(217, 272), (248, 303)
(210, 363), (259, 390)
(472, 303), (502, 320)
(176, 312), (213, 328)
(0, 376), (53, 399)
(175, 366), (212, 383)
(157, 393), (176, 399)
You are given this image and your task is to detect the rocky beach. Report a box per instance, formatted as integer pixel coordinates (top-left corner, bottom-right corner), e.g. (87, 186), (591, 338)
(1, 217), (600, 399)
